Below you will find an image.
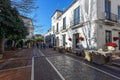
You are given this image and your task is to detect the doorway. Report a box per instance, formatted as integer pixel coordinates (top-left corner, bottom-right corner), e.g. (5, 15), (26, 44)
(73, 33), (79, 48)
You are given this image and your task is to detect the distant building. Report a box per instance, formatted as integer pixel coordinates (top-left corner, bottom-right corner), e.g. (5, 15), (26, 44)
(20, 15), (34, 39)
(34, 34), (43, 39)
(44, 29), (56, 47)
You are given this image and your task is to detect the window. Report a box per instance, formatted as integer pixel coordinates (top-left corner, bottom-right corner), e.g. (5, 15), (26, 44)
(63, 17), (66, 29)
(74, 6), (80, 25)
(105, 30), (112, 43)
(56, 23), (59, 32)
(105, 0), (111, 19)
(118, 6), (120, 19)
(63, 34), (66, 46)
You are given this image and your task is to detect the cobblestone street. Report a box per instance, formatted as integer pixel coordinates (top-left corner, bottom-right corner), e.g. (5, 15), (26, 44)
(0, 48), (120, 80)
(33, 48), (120, 80)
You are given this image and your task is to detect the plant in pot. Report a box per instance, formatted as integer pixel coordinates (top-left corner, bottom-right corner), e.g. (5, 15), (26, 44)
(106, 42), (117, 51)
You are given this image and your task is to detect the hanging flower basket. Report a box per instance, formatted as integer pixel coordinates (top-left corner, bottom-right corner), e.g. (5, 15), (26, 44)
(106, 42), (118, 47)
(78, 37), (84, 41)
(68, 38), (72, 41)
(113, 37), (119, 41)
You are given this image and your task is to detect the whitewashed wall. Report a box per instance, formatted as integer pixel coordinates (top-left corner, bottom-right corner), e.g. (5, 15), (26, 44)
(21, 17), (34, 39)
(97, 0), (120, 19)
(96, 0), (120, 51)
(51, 0), (120, 51)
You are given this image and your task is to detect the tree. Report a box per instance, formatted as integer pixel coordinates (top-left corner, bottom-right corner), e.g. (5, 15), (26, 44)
(0, 0), (13, 54)
(11, 0), (37, 15)
(0, 0), (28, 53)
(35, 38), (44, 43)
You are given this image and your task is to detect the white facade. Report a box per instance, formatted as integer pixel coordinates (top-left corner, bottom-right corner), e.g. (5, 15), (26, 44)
(51, 0), (120, 52)
(20, 16), (34, 39)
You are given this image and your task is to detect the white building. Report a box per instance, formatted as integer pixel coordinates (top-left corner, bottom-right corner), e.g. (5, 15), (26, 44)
(44, 29), (56, 46)
(34, 34), (43, 39)
(51, 0), (120, 52)
(20, 15), (34, 39)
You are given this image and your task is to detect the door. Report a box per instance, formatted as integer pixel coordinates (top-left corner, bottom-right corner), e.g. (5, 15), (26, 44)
(73, 33), (79, 48)
(56, 37), (59, 47)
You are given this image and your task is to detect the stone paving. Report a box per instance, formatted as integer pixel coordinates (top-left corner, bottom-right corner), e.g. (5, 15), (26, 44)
(0, 48), (120, 80)
(34, 57), (62, 80)
(0, 48), (33, 80)
(39, 48), (120, 80)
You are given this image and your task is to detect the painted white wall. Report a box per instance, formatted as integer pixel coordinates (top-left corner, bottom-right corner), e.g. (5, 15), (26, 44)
(21, 17), (34, 39)
(96, 23), (120, 51)
(51, 0), (120, 51)
(97, 0), (120, 19)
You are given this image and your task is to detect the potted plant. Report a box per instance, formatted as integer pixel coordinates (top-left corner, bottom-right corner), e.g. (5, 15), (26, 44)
(78, 36), (84, 41)
(113, 37), (119, 41)
(68, 38), (72, 41)
(106, 42), (117, 51)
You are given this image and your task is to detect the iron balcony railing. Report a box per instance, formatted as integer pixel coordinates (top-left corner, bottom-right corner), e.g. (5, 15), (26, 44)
(70, 17), (80, 27)
(104, 12), (118, 22)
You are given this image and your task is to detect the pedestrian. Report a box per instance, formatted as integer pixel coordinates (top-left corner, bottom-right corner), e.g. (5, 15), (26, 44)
(40, 42), (42, 49)
(36, 43), (39, 48)
(43, 43), (46, 49)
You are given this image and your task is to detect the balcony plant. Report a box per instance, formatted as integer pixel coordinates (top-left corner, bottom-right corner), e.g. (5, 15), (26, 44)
(106, 42), (117, 51)
(78, 36), (84, 41)
(106, 42), (117, 47)
(68, 38), (72, 41)
(113, 37), (119, 41)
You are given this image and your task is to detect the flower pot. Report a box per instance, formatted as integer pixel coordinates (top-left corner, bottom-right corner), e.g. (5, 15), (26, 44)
(107, 46), (115, 51)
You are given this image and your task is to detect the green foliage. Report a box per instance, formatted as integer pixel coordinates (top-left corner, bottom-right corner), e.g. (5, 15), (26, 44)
(26, 39), (32, 43)
(0, 0), (29, 40)
(34, 38), (44, 42)
(16, 40), (23, 48)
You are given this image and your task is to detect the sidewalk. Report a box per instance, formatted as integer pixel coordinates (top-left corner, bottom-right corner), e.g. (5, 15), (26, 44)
(0, 48), (33, 80)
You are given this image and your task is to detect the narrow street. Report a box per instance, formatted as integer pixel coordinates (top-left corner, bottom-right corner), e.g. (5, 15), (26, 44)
(33, 48), (120, 80)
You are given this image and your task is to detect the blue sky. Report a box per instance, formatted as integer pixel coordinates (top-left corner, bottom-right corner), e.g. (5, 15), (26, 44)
(34, 0), (73, 35)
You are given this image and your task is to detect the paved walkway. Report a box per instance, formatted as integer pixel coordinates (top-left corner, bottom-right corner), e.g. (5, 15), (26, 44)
(33, 48), (62, 80)
(0, 48), (120, 80)
(33, 48), (120, 80)
(0, 48), (33, 80)
(34, 57), (62, 80)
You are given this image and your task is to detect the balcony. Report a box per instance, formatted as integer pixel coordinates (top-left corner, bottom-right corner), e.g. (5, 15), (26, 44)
(70, 18), (83, 29)
(61, 28), (68, 33)
(105, 12), (117, 22)
(102, 12), (119, 25)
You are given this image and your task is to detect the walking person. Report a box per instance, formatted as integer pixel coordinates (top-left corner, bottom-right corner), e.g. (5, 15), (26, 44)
(36, 43), (39, 48)
(43, 43), (46, 49)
